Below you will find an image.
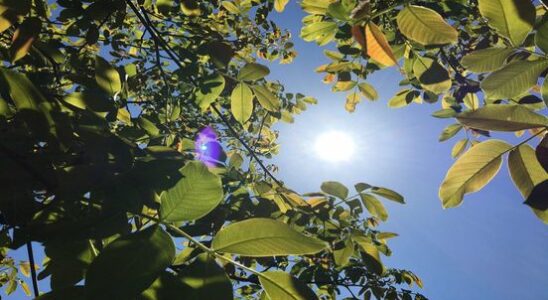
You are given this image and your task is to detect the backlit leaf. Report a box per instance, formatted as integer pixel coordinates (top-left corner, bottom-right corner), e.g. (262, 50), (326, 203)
(456, 105), (548, 131)
(371, 187), (405, 204)
(451, 138), (468, 158)
(480, 60), (548, 100)
(321, 181), (349, 199)
(238, 63), (270, 81)
(195, 73), (225, 111)
(95, 56), (122, 96)
(85, 226), (175, 299)
(439, 123), (462, 142)
(535, 20), (548, 54)
(358, 82), (378, 100)
(231, 83), (254, 124)
(352, 234), (384, 275)
(251, 85), (280, 112)
(478, 0), (535, 46)
(365, 23), (397, 66)
(301, 21), (337, 46)
(177, 253), (233, 299)
(160, 161), (224, 222)
(461, 47), (514, 73)
(211, 218), (328, 256)
(508, 144), (548, 200)
(345, 92), (361, 112)
(413, 56), (451, 94)
(274, 0), (289, 12)
(360, 194), (388, 221)
(260, 271), (318, 300)
(396, 5), (458, 45)
(9, 17), (41, 63)
(439, 140), (512, 208)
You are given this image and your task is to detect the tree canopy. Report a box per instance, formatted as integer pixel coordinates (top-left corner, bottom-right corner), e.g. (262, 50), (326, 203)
(0, 0), (546, 299)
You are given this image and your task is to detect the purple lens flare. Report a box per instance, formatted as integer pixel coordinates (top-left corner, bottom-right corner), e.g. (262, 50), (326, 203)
(195, 126), (223, 167)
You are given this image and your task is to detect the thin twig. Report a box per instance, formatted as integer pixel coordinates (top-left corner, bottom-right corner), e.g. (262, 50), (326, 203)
(25, 242), (39, 297)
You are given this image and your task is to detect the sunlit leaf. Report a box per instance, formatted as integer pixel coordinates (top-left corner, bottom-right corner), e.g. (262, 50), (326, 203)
(535, 20), (548, 54)
(508, 144), (548, 201)
(160, 161), (224, 222)
(345, 92), (361, 112)
(260, 271), (318, 300)
(211, 218), (328, 256)
(301, 21), (337, 46)
(439, 140), (512, 208)
(333, 240), (354, 267)
(195, 73), (225, 111)
(478, 0), (535, 46)
(396, 5), (458, 45)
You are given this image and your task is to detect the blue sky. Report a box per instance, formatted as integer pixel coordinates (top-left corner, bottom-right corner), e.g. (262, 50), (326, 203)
(268, 2), (548, 299)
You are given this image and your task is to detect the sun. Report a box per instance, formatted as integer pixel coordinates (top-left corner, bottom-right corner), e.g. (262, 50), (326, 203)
(314, 130), (356, 162)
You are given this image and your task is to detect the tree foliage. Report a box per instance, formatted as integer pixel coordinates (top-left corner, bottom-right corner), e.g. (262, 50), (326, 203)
(0, 0), (546, 299)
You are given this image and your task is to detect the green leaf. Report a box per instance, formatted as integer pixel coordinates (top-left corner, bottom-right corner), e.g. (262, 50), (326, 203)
(360, 194), (388, 221)
(413, 56), (451, 94)
(451, 138), (469, 158)
(388, 89), (418, 108)
(439, 140), (512, 208)
(463, 93), (480, 110)
(36, 286), (85, 300)
(138, 116), (160, 137)
(396, 5), (458, 45)
(301, 0), (332, 15)
(542, 77), (548, 108)
(371, 187), (405, 204)
(9, 17), (41, 63)
(260, 271), (318, 300)
(251, 85), (280, 112)
(432, 108), (457, 118)
(230, 83), (254, 124)
(508, 144), (548, 200)
(195, 73), (225, 111)
(333, 240), (354, 267)
(177, 253), (233, 299)
(439, 123), (462, 142)
(460, 47), (514, 73)
(160, 161), (224, 222)
(358, 82), (378, 101)
(300, 21), (337, 46)
(237, 63), (270, 81)
(535, 20), (548, 54)
(274, 0), (289, 12)
(352, 234), (384, 275)
(478, 0), (535, 46)
(95, 56), (122, 96)
(456, 105), (548, 131)
(85, 226), (175, 299)
(141, 271), (188, 300)
(481, 60), (548, 100)
(321, 181), (349, 199)
(211, 218), (328, 256)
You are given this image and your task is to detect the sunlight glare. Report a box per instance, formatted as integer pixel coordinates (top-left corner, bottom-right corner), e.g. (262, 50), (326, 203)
(314, 130), (355, 162)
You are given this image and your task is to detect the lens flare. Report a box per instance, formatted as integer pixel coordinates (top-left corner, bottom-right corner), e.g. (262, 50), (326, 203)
(314, 130), (355, 162)
(195, 126), (222, 167)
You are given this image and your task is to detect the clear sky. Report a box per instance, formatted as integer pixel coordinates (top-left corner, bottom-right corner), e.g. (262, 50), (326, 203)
(268, 2), (548, 299)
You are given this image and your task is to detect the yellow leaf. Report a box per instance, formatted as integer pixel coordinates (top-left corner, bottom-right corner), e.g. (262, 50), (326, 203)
(274, 0), (289, 12)
(20, 281), (31, 296)
(345, 92), (361, 112)
(365, 23), (397, 66)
